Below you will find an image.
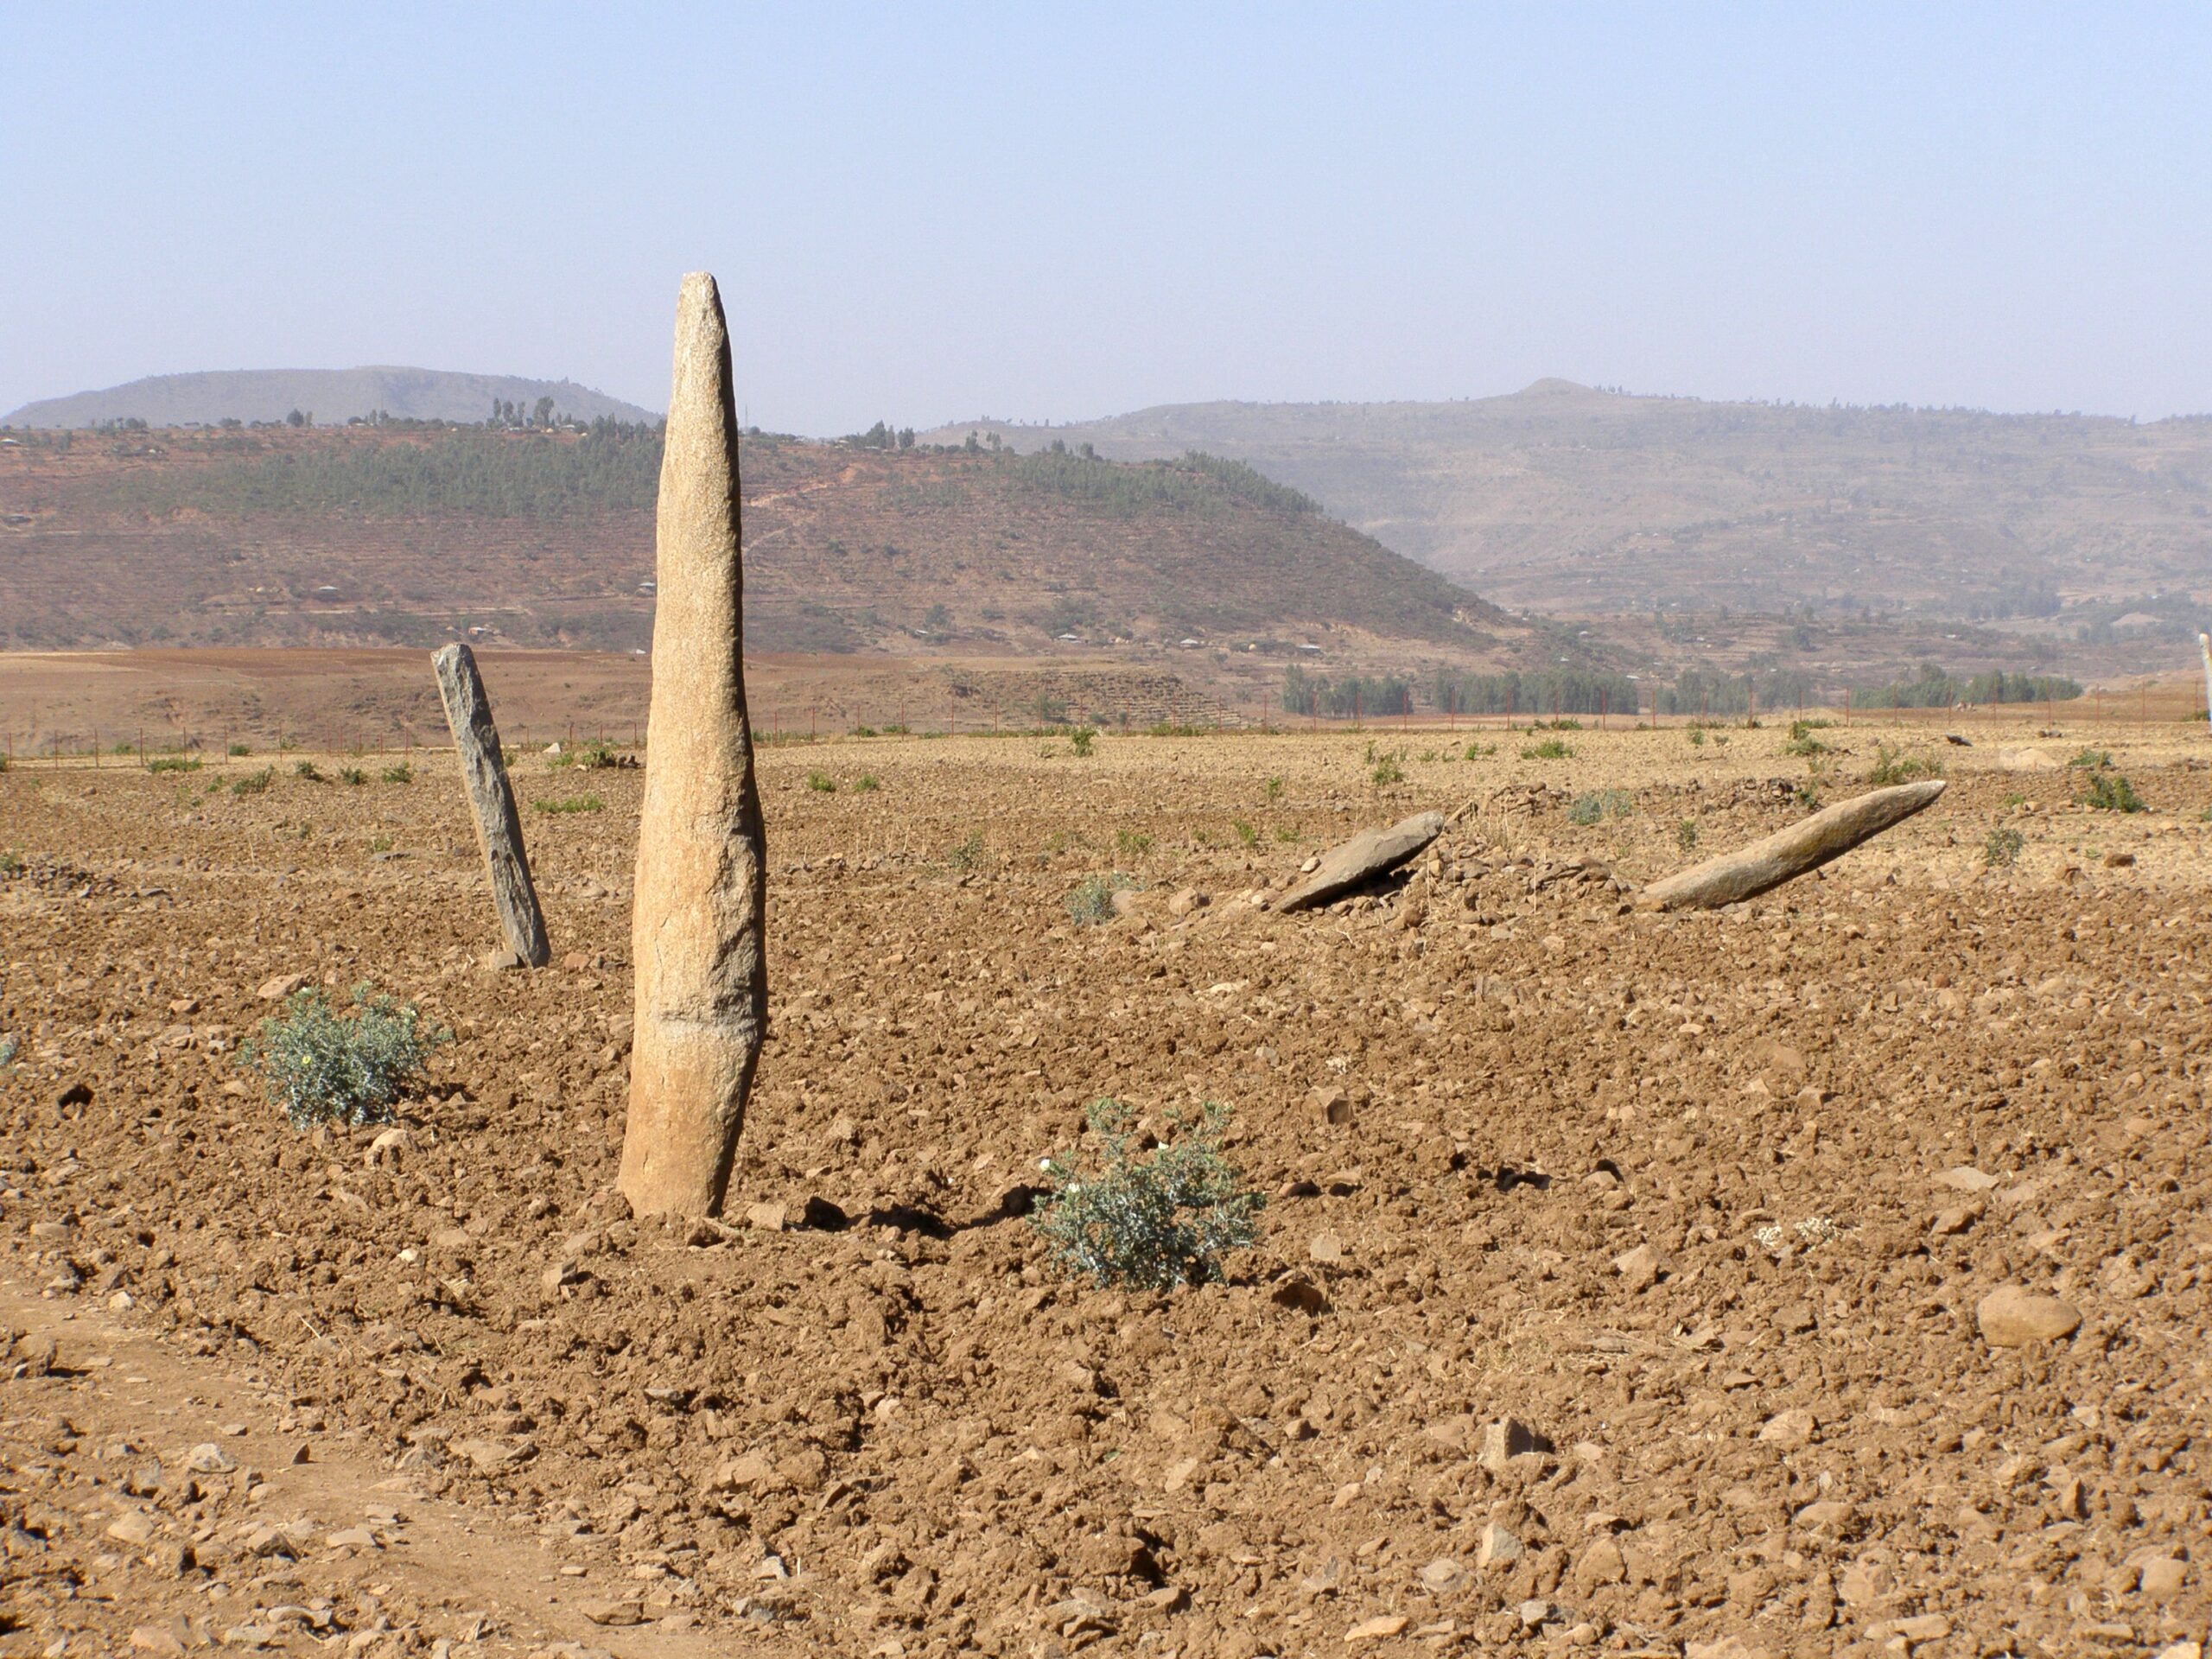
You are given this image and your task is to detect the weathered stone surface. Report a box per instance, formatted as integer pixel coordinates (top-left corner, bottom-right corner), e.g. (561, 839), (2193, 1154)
(431, 642), (550, 967)
(1976, 1285), (2082, 1347)
(1640, 781), (1945, 911)
(619, 272), (769, 1219)
(1270, 810), (1446, 912)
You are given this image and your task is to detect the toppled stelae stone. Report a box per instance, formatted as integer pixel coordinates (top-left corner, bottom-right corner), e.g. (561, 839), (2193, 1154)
(1270, 810), (1446, 912)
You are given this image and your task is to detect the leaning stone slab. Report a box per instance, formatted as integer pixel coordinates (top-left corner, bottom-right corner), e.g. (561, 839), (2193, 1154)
(430, 642), (550, 967)
(619, 272), (769, 1218)
(1640, 780), (1944, 912)
(1270, 810), (1446, 912)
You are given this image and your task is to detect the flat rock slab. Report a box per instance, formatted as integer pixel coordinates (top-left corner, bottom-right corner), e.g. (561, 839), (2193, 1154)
(1976, 1285), (2083, 1347)
(1271, 810), (1445, 912)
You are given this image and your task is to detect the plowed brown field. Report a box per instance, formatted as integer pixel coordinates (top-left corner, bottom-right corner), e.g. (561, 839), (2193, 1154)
(2, 715), (2208, 1658)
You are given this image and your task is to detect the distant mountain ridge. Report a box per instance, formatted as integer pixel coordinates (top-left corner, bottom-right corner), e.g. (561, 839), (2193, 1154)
(918, 382), (2212, 625)
(3, 368), (658, 429)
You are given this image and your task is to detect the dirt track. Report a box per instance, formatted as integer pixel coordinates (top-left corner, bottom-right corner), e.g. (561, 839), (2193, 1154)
(2, 718), (2209, 1656)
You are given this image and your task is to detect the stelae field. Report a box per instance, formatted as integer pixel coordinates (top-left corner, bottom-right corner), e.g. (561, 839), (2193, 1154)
(2, 713), (2209, 1656)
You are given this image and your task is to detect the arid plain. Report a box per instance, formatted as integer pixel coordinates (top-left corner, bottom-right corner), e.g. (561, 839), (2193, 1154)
(2, 705), (2208, 1657)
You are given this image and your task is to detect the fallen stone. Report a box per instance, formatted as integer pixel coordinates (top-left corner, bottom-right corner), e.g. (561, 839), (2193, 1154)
(1478, 1418), (1547, 1472)
(1937, 1166), (1999, 1192)
(1571, 1536), (1625, 1590)
(106, 1511), (156, 1545)
(454, 1436), (534, 1473)
(1612, 1243), (1668, 1290)
(1345, 1614), (1409, 1644)
(1758, 1408), (1815, 1449)
(579, 1601), (645, 1627)
(1640, 780), (1945, 910)
(1477, 1522), (1522, 1567)
(1166, 887), (1210, 918)
(1976, 1285), (2083, 1347)
(1308, 1232), (1344, 1265)
(1271, 810), (1446, 912)
(2138, 1555), (2187, 1600)
(256, 973), (309, 1001)
(184, 1443), (235, 1474)
(1417, 1557), (1464, 1592)
(1311, 1085), (1353, 1126)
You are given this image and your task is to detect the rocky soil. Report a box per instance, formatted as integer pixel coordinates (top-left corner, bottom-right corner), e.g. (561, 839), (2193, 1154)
(1, 717), (2207, 1658)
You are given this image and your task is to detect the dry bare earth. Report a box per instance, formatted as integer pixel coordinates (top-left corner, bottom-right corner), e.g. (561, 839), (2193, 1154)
(2, 721), (2209, 1656)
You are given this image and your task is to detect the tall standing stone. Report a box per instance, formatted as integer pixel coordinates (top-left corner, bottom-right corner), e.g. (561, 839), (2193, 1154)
(430, 642), (550, 968)
(619, 272), (768, 1217)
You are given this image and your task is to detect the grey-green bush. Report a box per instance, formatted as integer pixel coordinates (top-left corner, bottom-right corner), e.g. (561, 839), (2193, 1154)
(1065, 872), (1135, 925)
(1032, 1100), (1263, 1290)
(240, 986), (448, 1129)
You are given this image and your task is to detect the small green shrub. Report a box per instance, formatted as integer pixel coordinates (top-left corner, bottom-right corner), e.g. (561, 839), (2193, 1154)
(1370, 753), (1405, 785)
(1532, 717), (1581, 732)
(1463, 742), (1496, 760)
(231, 766), (275, 797)
(855, 772), (880, 792)
(295, 760), (323, 781)
(1868, 744), (1941, 785)
(1264, 775), (1285, 802)
(1070, 728), (1096, 758)
(806, 770), (837, 793)
(949, 830), (989, 871)
(1231, 817), (1258, 847)
(2067, 747), (2113, 771)
(1065, 872), (1135, 926)
(339, 766), (368, 786)
(1687, 727), (1707, 747)
(145, 755), (201, 774)
(1567, 788), (1634, 825)
(532, 794), (604, 814)
(851, 725), (879, 738)
(227, 741), (252, 757)
(1032, 1100), (1263, 1291)
(1676, 817), (1700, 853)
(2084, 772), (2145, 813)
(574, 741), (620, 770)
(0, 1034), (16, 1067)
(1522, 738), (1573, 760)
(240, 986), (448, 1130)
(382, 763), (413, 785)
(1114, 828), (1151, 859)
(1983, 825), (2024, 867)
(1274, 824), (1300, 842)
(1783, 724), (1830, 757)
(0, 849), (22, 875)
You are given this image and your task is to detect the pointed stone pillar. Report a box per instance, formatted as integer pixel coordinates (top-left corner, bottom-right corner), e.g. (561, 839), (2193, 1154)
(620, 273), (769, 1217)
(430, 642), (550, 968)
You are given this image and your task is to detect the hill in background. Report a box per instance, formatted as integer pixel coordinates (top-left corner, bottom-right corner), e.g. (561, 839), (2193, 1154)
(3, 368), (657, 429)
(920, 382), (2212, 646)
(0, 425), (1541, 689)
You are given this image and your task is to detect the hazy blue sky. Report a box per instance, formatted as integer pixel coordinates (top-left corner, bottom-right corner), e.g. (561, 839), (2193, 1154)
(6, 4), (2208, 432)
